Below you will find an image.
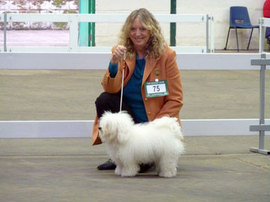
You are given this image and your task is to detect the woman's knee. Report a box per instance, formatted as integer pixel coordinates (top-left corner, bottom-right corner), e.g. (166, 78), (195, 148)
(95, 92), (121, 117)
(95, 92), (114, 107)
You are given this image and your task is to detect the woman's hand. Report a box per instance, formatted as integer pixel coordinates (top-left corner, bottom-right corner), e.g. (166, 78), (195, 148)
(110, 45), (127, 65)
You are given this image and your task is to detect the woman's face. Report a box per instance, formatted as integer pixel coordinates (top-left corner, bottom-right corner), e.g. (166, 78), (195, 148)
(129, 17), (151, 52)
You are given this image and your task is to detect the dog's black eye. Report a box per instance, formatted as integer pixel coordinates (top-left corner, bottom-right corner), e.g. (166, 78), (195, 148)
(98, 127), (102, 131)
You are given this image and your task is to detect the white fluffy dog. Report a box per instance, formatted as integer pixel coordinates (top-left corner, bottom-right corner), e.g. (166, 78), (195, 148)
(98, 111), (184, 177)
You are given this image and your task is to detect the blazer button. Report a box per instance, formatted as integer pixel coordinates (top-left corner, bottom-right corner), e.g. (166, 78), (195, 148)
(147, 111), (151, 115)
(145, 98), (148, 101)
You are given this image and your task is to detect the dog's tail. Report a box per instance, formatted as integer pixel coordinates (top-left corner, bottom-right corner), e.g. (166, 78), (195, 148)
(169, 118), (184, 142)
(152, 117), (184, 142)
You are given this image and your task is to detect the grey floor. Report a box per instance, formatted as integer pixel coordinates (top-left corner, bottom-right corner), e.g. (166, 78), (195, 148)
(0, 136), (269, 202)
(0, 69), (269, 120)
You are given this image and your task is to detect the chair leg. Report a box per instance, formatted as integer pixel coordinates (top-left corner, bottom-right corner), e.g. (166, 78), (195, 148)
(224, 28), (231, 50)
(235, 28), (239, 52)
(247, 28), (254, 50)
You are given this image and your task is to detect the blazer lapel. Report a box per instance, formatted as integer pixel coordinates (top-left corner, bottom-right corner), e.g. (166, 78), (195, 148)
(123, 56), (136, 85)
(142, 57), (157, 85)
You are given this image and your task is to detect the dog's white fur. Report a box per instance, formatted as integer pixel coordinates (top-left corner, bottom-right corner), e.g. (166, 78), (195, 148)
(98, 111), (184, 177)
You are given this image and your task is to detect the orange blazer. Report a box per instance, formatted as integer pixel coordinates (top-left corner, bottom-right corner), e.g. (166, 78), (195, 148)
(92, 46), (183, 145)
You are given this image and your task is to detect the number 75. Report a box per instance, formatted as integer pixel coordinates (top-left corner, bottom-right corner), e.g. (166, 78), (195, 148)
(153, 85), (160, 92)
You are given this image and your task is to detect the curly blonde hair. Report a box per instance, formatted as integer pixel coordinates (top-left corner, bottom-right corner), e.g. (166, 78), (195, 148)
(118, 8), (167, 59)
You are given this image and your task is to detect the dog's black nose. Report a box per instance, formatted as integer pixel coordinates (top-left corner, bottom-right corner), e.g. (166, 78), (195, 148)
(98, 127), (102, 130)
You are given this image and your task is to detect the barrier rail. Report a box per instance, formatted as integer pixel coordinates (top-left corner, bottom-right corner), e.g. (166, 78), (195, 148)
(0, 52), (269, 141)
(0, 13), (214, 53)
(0, 52), (264, 70)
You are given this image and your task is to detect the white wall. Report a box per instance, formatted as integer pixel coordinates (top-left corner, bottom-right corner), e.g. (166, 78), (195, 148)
(178, 0), (264, 50)
(95, 0), (171, 47)
(95, 0), (265, 50)
(0, 0), (265, 50)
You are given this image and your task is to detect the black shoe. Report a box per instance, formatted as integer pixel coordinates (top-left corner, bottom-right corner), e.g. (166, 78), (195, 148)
(97, 159), (116, 170)
(139, 162), (155, 173)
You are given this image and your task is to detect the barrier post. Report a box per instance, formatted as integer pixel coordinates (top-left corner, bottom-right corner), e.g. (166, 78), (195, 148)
(3, 13), (7, 52)
(79, 0), (89, 46)
(170, 0), (176, 46)
(259, 18), (263, 53)
(249, 53), (270, 155)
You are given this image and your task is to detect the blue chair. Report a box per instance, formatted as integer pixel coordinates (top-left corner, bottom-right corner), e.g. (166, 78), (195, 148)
(224, 6), (259, 51)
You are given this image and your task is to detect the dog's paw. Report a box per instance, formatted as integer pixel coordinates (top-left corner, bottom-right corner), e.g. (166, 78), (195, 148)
(121, 172), (137, 177)
(115, 166), (122, 176)
(158, 168), (177, 178)
(120, 166), (139, 177)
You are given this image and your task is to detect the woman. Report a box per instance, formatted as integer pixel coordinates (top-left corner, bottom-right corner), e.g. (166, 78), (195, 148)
(92, 8), (183, 170)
